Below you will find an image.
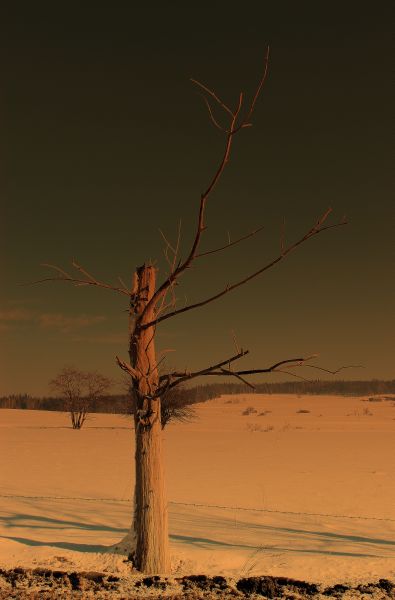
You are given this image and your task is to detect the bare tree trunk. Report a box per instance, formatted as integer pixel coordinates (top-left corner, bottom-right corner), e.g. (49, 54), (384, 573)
(129, 264), (170, 573)
(70, 410), (86, 429)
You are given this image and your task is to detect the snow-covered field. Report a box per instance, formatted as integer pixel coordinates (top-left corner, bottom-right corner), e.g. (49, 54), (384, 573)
(1, 394), (394, 586)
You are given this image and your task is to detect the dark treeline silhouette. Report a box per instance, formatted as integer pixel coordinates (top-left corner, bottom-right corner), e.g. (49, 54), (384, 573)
(1, 380), (394, 413)
(0, 385), (218, 413)
(217, 379), (395, 397)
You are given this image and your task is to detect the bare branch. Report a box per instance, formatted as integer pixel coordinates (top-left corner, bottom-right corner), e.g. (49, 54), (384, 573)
(118, 276), (130, 292)
(142, 57), (271, 324)
(71, 259), (98, 283)
(142, 94), (245, 322)
(280, 217), (285, 256)
(242, 46), (270, 126)
(196, 356), (315, 377)
(174, 219), (182, 262)
(156, 220), (183, 318)
(237, 354), (320, 375)
(152, 348), (176, 374)
(142, 209), (347, 328)
(314, 207), (332, 229)
(29, 275), (131, 296)
(199, 94), (224, 131)
(219, 366), (255, 389)
(303, 364), (364, 375)
(173, 355), (357, 382)
(274, 369), (314, 382)
(156, 349), (249, 394)
(231, 329), (241, 355)
(29, 263), (132, 297)
(156, 354), (357, 392)
(162, 349), (249, 381)
(154, 350), (358, 403)
(116, 356), (140, 379)
(159, 228), (177, 255)
(156, 296), (177, 316)
(227, 46), (270, 136)
(41, 263), (73, 279)
(190, 78), (234, 117)
(155, 278), (177, 319)
(196, 225), (265, 258)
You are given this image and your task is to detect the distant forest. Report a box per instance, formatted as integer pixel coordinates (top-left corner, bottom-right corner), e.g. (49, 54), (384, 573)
(1, 380), (394, 413)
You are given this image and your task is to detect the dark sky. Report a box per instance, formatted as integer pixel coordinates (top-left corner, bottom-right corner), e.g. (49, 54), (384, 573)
(1, 3), (393, 395)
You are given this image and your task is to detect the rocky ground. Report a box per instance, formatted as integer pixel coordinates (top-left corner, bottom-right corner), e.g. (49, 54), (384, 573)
(0, 569), (393, 599)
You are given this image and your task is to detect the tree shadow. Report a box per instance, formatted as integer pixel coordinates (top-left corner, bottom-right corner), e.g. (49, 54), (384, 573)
(169, 534), (383, 558)
(0, 535), (109, 554)
(17, 426), (71, 429)
(0, 530), (385, 559)
(1, 513), (128, 534)
(170, 533), (252, 550)
(234, 521), (395, 547)
(169, 508), (395, 560)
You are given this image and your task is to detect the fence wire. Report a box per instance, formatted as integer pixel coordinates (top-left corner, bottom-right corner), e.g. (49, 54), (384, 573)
(0, 493), (393, 522)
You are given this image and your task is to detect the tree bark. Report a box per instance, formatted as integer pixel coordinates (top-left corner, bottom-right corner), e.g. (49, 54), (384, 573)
(128, 264), (170, 573)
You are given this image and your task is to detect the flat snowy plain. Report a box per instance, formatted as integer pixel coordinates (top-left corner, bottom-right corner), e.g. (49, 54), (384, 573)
(0, 394), (394, 586)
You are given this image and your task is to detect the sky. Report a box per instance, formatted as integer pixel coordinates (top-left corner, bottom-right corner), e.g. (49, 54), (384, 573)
(1, 3), (393, 396)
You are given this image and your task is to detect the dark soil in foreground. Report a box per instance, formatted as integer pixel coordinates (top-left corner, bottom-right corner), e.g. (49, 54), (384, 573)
(0, 568), (393, 599)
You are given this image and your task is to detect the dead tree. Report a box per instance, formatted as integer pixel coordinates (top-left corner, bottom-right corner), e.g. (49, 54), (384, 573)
(35, 49), (357, 573)
(50, 366), (112, 429)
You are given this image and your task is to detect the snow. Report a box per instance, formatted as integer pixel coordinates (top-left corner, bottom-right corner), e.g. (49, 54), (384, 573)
(0, 394), (394, 585)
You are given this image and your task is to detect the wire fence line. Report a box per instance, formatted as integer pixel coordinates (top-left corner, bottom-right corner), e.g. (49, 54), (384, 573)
(1, 493), (394, 523)
(169, 501), (395, 523)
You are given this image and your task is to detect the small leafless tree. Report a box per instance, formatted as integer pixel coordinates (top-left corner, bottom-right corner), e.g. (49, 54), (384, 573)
(50, 366), (112, 429)
(35, 49), (359, 573)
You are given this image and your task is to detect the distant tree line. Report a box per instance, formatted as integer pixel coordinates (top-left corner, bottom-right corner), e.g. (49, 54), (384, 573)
(1, 379), (394, 413)
(215, 378), (395, 397)
(0, 385), (218, 413)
